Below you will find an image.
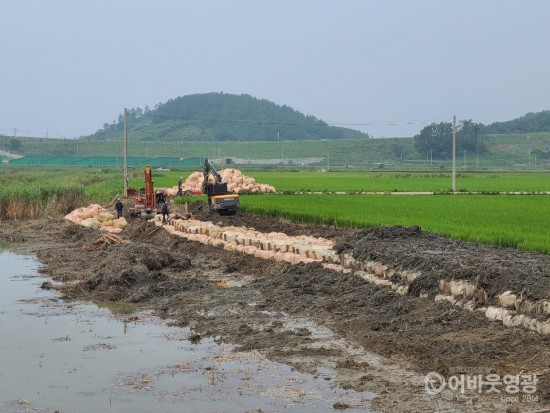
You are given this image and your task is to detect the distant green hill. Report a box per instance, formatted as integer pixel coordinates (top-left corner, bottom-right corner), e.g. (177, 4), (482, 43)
(483, 110), (550, 134)
(83, 93), (369, 142)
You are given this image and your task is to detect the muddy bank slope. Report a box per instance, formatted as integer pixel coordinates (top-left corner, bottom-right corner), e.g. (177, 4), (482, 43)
(1, 215), (549, 412)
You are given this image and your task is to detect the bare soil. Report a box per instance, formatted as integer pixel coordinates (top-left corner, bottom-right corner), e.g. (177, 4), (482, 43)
(2, 208), (549, 413)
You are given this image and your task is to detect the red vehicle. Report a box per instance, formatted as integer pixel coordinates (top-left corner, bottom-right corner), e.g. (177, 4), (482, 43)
(129, 165), (156, 219)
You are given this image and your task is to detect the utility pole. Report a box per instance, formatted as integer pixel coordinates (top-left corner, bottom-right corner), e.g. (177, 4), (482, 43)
(452, 115), (457, 192)
(529, 147), (531, 166)
(123, 108), (129, 197)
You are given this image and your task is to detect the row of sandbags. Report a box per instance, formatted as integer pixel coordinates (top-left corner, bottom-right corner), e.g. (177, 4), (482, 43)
(155, 215), (332, 264)
(64, 204), (128, 234)
(153, 214), (550, 336)
(183, 168), (276, 194)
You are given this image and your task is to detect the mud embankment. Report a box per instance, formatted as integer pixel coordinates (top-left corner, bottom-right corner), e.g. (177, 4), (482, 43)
(1, 214), (550, 412)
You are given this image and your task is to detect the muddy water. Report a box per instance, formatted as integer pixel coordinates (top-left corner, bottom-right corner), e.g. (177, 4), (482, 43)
(0, 250), (373, 413)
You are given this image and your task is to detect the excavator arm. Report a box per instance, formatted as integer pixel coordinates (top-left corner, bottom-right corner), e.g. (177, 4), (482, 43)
(203, 158), (222, 185)
(144, 165), (155, 211)
(129, 165), (156, 219)
(202, 158), (239, 215)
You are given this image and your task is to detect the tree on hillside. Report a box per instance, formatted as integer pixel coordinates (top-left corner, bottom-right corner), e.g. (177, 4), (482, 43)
(414, 122), (452, 160)
(414, 120), (484, 160)
(458, 119), (484, 155)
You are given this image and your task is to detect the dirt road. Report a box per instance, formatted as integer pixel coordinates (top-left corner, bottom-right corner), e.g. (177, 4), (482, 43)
(1, 207), (549, 413)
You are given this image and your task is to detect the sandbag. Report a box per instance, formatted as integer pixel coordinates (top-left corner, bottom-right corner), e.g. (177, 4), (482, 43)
(112, 217), (128, 229)
(80, 217), (101, 229)
(97, 212), (115, 223)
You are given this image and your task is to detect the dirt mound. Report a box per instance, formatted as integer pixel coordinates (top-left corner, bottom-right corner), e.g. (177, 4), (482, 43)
(360, 225), (424, 239)
(71, 267), (207, 303)
(342, 225), (550, 301)
(58, 241), (194, 302)
(59, 221), (96, 241)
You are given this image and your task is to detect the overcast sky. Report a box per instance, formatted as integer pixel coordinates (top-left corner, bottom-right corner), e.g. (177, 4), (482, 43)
(2, 0), (549, 139)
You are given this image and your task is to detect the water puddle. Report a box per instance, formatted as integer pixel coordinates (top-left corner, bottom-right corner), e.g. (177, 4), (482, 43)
(0, 250), (373, 413)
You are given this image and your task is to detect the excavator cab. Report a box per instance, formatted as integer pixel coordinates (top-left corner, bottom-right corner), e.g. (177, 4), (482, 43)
(202, 159), (239, 215)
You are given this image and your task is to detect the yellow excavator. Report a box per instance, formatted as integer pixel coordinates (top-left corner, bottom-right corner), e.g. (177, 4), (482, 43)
(202, 158), (239, 215)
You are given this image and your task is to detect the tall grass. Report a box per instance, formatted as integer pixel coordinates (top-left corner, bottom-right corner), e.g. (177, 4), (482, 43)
(0, 185), (88, 219)
(0, 167), (122, 219)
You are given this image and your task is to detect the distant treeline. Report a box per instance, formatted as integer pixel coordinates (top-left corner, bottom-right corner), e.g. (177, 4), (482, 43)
(84, 93), (369, 142)
(482, 110), (550, 134)
(413, 110), (550, 160)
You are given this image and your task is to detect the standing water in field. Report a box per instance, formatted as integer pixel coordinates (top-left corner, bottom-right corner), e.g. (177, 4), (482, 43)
(0, 250), (371, 413)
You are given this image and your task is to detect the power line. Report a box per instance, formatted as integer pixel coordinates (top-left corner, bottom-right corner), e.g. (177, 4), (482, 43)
(122, 112), (446, 127)
(0, 116), (447, 138)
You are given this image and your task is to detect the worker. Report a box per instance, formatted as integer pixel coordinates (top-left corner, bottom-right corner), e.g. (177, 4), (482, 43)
(161, 201), (169, 224)
(115, 199), (124, 219)
(177, 177), (183, 196)
(156, 192), (164, 205)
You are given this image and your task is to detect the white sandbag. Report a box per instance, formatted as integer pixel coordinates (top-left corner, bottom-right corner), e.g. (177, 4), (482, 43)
(496, 291), (517, 308)
(80, 217), (101, 229)
(485, 306), (507, 321)
(97, 212), (115, 223)
(100, 226), (123, 234)
(112, 217), (128, 229)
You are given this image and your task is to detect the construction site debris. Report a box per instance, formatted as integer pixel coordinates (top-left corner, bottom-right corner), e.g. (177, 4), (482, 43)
(94, 233), (129, 245)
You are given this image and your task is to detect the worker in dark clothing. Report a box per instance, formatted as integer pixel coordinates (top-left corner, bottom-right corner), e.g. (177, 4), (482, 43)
(161, 202), (169, 224)
(115, 199), (124, 219)
(177, 177), (183, 196)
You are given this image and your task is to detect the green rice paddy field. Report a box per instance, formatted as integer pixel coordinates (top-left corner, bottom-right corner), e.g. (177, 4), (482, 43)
(238, 194), (550, 253)
(247, 171), (550, 193)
